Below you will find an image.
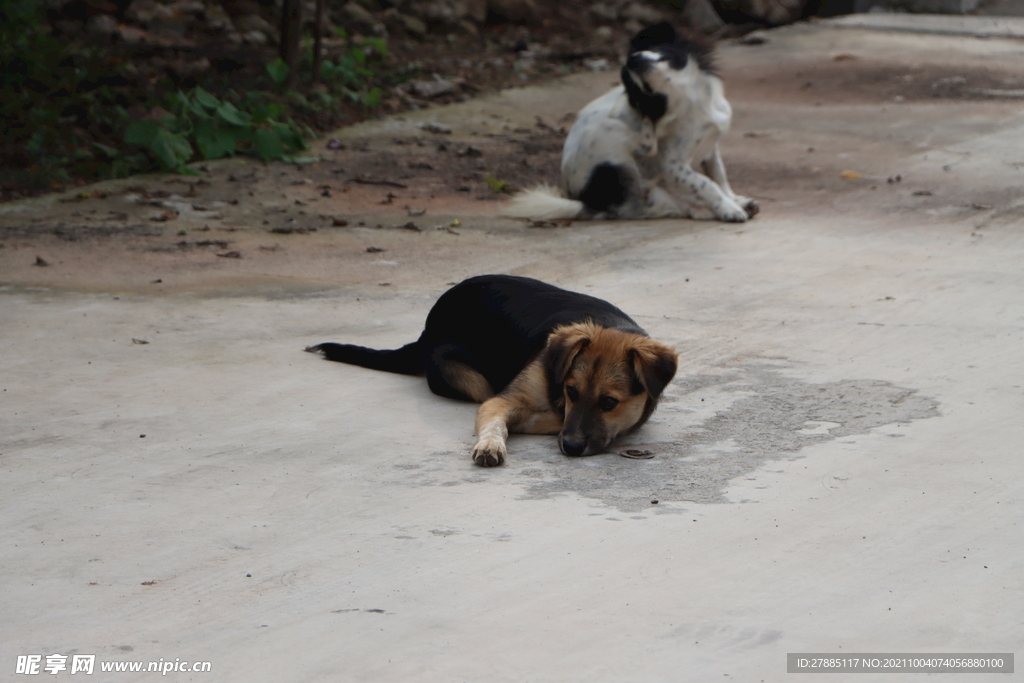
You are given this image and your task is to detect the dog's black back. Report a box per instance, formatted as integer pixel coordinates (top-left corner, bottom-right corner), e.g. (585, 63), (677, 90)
(307, 275), (646, 401)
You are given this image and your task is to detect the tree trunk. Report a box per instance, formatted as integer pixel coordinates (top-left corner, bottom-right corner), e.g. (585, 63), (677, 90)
(312, 0), (324, 83)
(279, 0), (302, 88)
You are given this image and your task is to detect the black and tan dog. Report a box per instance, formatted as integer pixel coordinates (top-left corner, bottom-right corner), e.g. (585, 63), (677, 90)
(306, 275), (678, 466)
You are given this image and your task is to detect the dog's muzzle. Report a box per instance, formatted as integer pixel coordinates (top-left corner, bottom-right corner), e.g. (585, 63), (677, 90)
(559, 435), (588, 457)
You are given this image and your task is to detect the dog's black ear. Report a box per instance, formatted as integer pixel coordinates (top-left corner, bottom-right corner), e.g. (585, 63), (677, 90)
(621, 63), (667, 122)
(544, 324), (592, 405)
(630, 339), (678, 399)
(629, 21), (678, 54)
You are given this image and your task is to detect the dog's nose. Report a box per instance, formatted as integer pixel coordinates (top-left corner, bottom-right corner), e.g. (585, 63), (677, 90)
(560, 437), (587, 457)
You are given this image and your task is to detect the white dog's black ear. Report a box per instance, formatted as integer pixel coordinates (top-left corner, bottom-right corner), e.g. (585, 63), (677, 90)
(629, 21), (678, 54)
(621, 60), (667, 122)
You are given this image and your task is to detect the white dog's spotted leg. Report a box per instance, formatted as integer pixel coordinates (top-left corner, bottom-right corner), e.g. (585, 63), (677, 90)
(666, 162), (747, 222)
(643, 186), (687, 219)
(702, 146), (759, 218)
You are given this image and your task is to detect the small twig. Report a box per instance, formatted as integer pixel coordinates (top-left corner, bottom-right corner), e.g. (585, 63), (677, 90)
(350, 176), (408, 189)
(534, 116), (564, 135)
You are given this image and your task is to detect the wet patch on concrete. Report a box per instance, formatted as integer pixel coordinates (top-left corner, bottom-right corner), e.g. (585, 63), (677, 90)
(509, 365), (939, 512)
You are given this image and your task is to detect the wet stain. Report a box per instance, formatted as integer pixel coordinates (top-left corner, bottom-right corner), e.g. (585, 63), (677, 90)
(512, 365), (939, 512)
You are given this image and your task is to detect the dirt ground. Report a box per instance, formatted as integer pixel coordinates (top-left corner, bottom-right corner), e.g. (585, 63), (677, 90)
(3, 20), (1024, 295)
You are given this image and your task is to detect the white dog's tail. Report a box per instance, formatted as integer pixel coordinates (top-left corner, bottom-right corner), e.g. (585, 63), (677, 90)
(500, 185), (585, 220)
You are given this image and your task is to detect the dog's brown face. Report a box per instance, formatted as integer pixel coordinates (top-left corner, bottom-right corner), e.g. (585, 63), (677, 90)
(544, 322), (678, 457)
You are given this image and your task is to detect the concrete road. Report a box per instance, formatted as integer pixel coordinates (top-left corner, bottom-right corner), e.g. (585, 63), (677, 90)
(2, 16), (1023, 682)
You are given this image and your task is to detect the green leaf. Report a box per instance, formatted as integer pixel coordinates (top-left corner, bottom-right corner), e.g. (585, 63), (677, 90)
(216, 101), (252, 127)
(253, 127), (284, 161)
(269, 122), (306, 153)
(231, 126), (255, 148)
(361, 87), (382, 108)
(311, 90), (336, 105)
(193, 86), (219, 111)
(264, 102), (286, 120)
(124, 120), (160, 147)
(183, 96), (207, 119)
(485, 174), (510, 194)
(149, 127), (193, 169)
(266, 57), (289, 86)
(167, 90), (188, 111)
(194, 119), (235, 159)
(91, 142), (120, 158)
(367, 37), (387, 58)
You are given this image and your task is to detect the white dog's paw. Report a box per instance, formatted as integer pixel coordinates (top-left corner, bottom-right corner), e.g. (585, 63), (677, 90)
(472, 437), (506, 467)
(735, 196), (760, 219)
(716, 199), (749, 223)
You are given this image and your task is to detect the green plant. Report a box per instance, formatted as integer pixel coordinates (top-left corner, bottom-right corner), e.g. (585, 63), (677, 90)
(123, 87), (310, 173)
(485, 174), (511, 194)
(266, 57), (290, 87)
(1, 2), (154, 189)
(309, 35), (387, 108)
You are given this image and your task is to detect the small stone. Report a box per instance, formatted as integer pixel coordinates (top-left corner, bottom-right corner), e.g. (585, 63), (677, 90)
(234, 13), (276, 35)
(588, 3), (617, 21)
(204, 4), (235, 32)
(86, 14), (118, 35)
(242, 30), (268, 45)
(343, 1), (380, 30)
(125, 0), (173, 25)
(115, 25), (148, 44)
(383, 9), (427, 36)
(620, 3), (665, 24)
(401, 78), (459, 99)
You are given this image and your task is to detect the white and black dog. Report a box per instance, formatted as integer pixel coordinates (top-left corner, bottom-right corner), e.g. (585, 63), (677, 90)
(503, 23), (758, 223)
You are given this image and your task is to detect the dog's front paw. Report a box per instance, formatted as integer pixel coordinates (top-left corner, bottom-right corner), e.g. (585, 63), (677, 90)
(737, 197), (760, 219)
(472, 438), (506, 467)
(717, 200), (749, 223)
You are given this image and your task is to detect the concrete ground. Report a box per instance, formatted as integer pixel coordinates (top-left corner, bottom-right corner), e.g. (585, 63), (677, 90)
(2, 15), (1023, 682)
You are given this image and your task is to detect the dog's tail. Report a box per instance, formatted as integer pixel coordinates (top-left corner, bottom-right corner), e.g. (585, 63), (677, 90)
(500, 185), (585, 221)
(305, 340), (423, 375)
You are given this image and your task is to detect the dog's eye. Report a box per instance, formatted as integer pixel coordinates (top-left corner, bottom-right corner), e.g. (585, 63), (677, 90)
(598, 396), (619, 411)
(565, 386), (579, 402)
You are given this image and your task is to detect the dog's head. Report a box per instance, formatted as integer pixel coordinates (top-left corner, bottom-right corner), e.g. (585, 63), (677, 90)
(620, 22), (716, 122)
(544, 322), (678, 457)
